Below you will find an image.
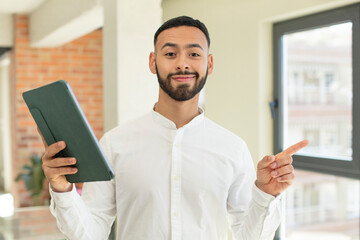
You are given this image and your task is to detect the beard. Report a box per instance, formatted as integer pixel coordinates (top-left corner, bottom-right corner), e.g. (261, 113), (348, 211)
(155, 64), (208, 102)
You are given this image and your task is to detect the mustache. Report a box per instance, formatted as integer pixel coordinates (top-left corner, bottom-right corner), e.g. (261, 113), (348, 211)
(167, 71), (199, 79)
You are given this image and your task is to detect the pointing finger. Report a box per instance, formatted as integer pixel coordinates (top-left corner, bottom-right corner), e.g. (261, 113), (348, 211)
(280, 140), (309, 157)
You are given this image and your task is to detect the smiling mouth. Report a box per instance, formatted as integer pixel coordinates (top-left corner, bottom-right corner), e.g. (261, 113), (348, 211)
(172, 75), (195, 83)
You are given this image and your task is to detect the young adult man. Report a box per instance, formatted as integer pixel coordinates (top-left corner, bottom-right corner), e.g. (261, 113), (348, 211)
(40, 16), (309, 240)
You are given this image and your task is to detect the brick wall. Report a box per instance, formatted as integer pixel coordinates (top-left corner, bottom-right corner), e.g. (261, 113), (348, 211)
(12, 207), (65, 240)
(12, 14), (104, 207)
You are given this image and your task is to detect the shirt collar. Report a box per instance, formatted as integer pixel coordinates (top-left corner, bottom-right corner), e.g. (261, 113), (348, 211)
(151, 105), (204, 130)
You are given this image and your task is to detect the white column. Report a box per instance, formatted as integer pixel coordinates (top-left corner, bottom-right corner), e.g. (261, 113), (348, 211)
(103, 0), (162, 131)
(0, 56), (12, 193)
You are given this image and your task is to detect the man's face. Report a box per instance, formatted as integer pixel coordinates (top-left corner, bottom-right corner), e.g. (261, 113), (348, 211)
(150, 26), (213, 101)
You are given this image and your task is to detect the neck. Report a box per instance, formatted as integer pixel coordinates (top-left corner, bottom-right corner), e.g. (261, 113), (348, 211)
(154, 89), (201, 128)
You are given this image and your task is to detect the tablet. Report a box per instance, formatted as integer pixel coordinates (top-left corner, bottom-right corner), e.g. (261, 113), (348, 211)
(23, 80), (114, 183)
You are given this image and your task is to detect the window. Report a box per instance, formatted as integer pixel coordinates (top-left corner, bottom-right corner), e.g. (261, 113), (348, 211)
(285, 170), (359, 239)
(273, 4), (360, 240)
(273, 3), (360, 178)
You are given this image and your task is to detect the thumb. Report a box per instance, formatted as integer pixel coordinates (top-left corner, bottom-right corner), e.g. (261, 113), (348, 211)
(257, 155), (276, 170)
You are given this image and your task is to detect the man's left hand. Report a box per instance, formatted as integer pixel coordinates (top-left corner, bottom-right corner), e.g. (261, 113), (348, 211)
(255, 140), (309, 197)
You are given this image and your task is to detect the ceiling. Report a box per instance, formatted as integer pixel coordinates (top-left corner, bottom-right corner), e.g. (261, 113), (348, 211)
(0, 0), (46, 14)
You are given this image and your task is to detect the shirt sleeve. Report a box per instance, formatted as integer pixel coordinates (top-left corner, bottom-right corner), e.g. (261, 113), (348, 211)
(227, 142), (282, 240)
(49, 134), (116, 240)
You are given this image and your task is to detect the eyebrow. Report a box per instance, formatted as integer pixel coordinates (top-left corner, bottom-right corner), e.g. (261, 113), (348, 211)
(160, 42), (204, 51)
(186, 43), (203, 50)
(161, 42), (177, 50)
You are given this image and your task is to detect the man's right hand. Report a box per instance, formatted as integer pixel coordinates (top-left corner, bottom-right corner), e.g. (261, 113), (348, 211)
(38, 129), (78, 192)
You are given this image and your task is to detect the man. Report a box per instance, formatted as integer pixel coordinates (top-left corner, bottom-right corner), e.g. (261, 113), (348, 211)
(41, 16), (308, 240)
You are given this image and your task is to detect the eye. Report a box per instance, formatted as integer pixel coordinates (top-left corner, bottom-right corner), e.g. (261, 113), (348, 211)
(165, 52), (176, 57)
(190, 52), (200, 57)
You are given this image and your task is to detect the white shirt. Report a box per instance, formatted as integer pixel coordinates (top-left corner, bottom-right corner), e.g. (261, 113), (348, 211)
(50, 109), (282, 240)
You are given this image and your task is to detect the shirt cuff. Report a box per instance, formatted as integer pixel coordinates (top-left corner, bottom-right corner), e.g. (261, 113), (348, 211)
(252, 183), (282, 208)
(49, 183), (78, 208)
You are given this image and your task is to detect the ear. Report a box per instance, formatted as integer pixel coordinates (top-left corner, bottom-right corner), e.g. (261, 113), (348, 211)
(207, 54), (214, 75)
(149, 52), (156, 74)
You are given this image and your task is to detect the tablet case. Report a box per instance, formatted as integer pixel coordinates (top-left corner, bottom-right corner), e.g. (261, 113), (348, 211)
(23, 80), (114, 183)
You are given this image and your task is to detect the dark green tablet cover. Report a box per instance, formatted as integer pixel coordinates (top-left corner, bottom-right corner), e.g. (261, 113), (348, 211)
(22, 80), (114, 183)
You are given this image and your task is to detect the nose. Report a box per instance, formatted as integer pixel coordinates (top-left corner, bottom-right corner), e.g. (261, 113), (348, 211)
(176, 54), (189, 71)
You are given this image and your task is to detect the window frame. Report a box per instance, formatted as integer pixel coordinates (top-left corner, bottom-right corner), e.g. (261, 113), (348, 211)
(273, 3), (360, 179)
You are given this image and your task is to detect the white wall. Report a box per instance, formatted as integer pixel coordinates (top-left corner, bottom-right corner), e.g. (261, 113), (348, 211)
(0, 13), (13, 47)
(162, 0), (359, 162)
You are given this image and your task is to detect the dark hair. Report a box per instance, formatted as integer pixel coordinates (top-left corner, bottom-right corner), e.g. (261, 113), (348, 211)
(154, 16), (210, 48)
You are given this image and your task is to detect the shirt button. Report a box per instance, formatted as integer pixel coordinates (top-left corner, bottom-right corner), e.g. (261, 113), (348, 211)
(173, 175), (178, 181)
(174, 143), (180, 148)
(173, 211), (178, 217)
